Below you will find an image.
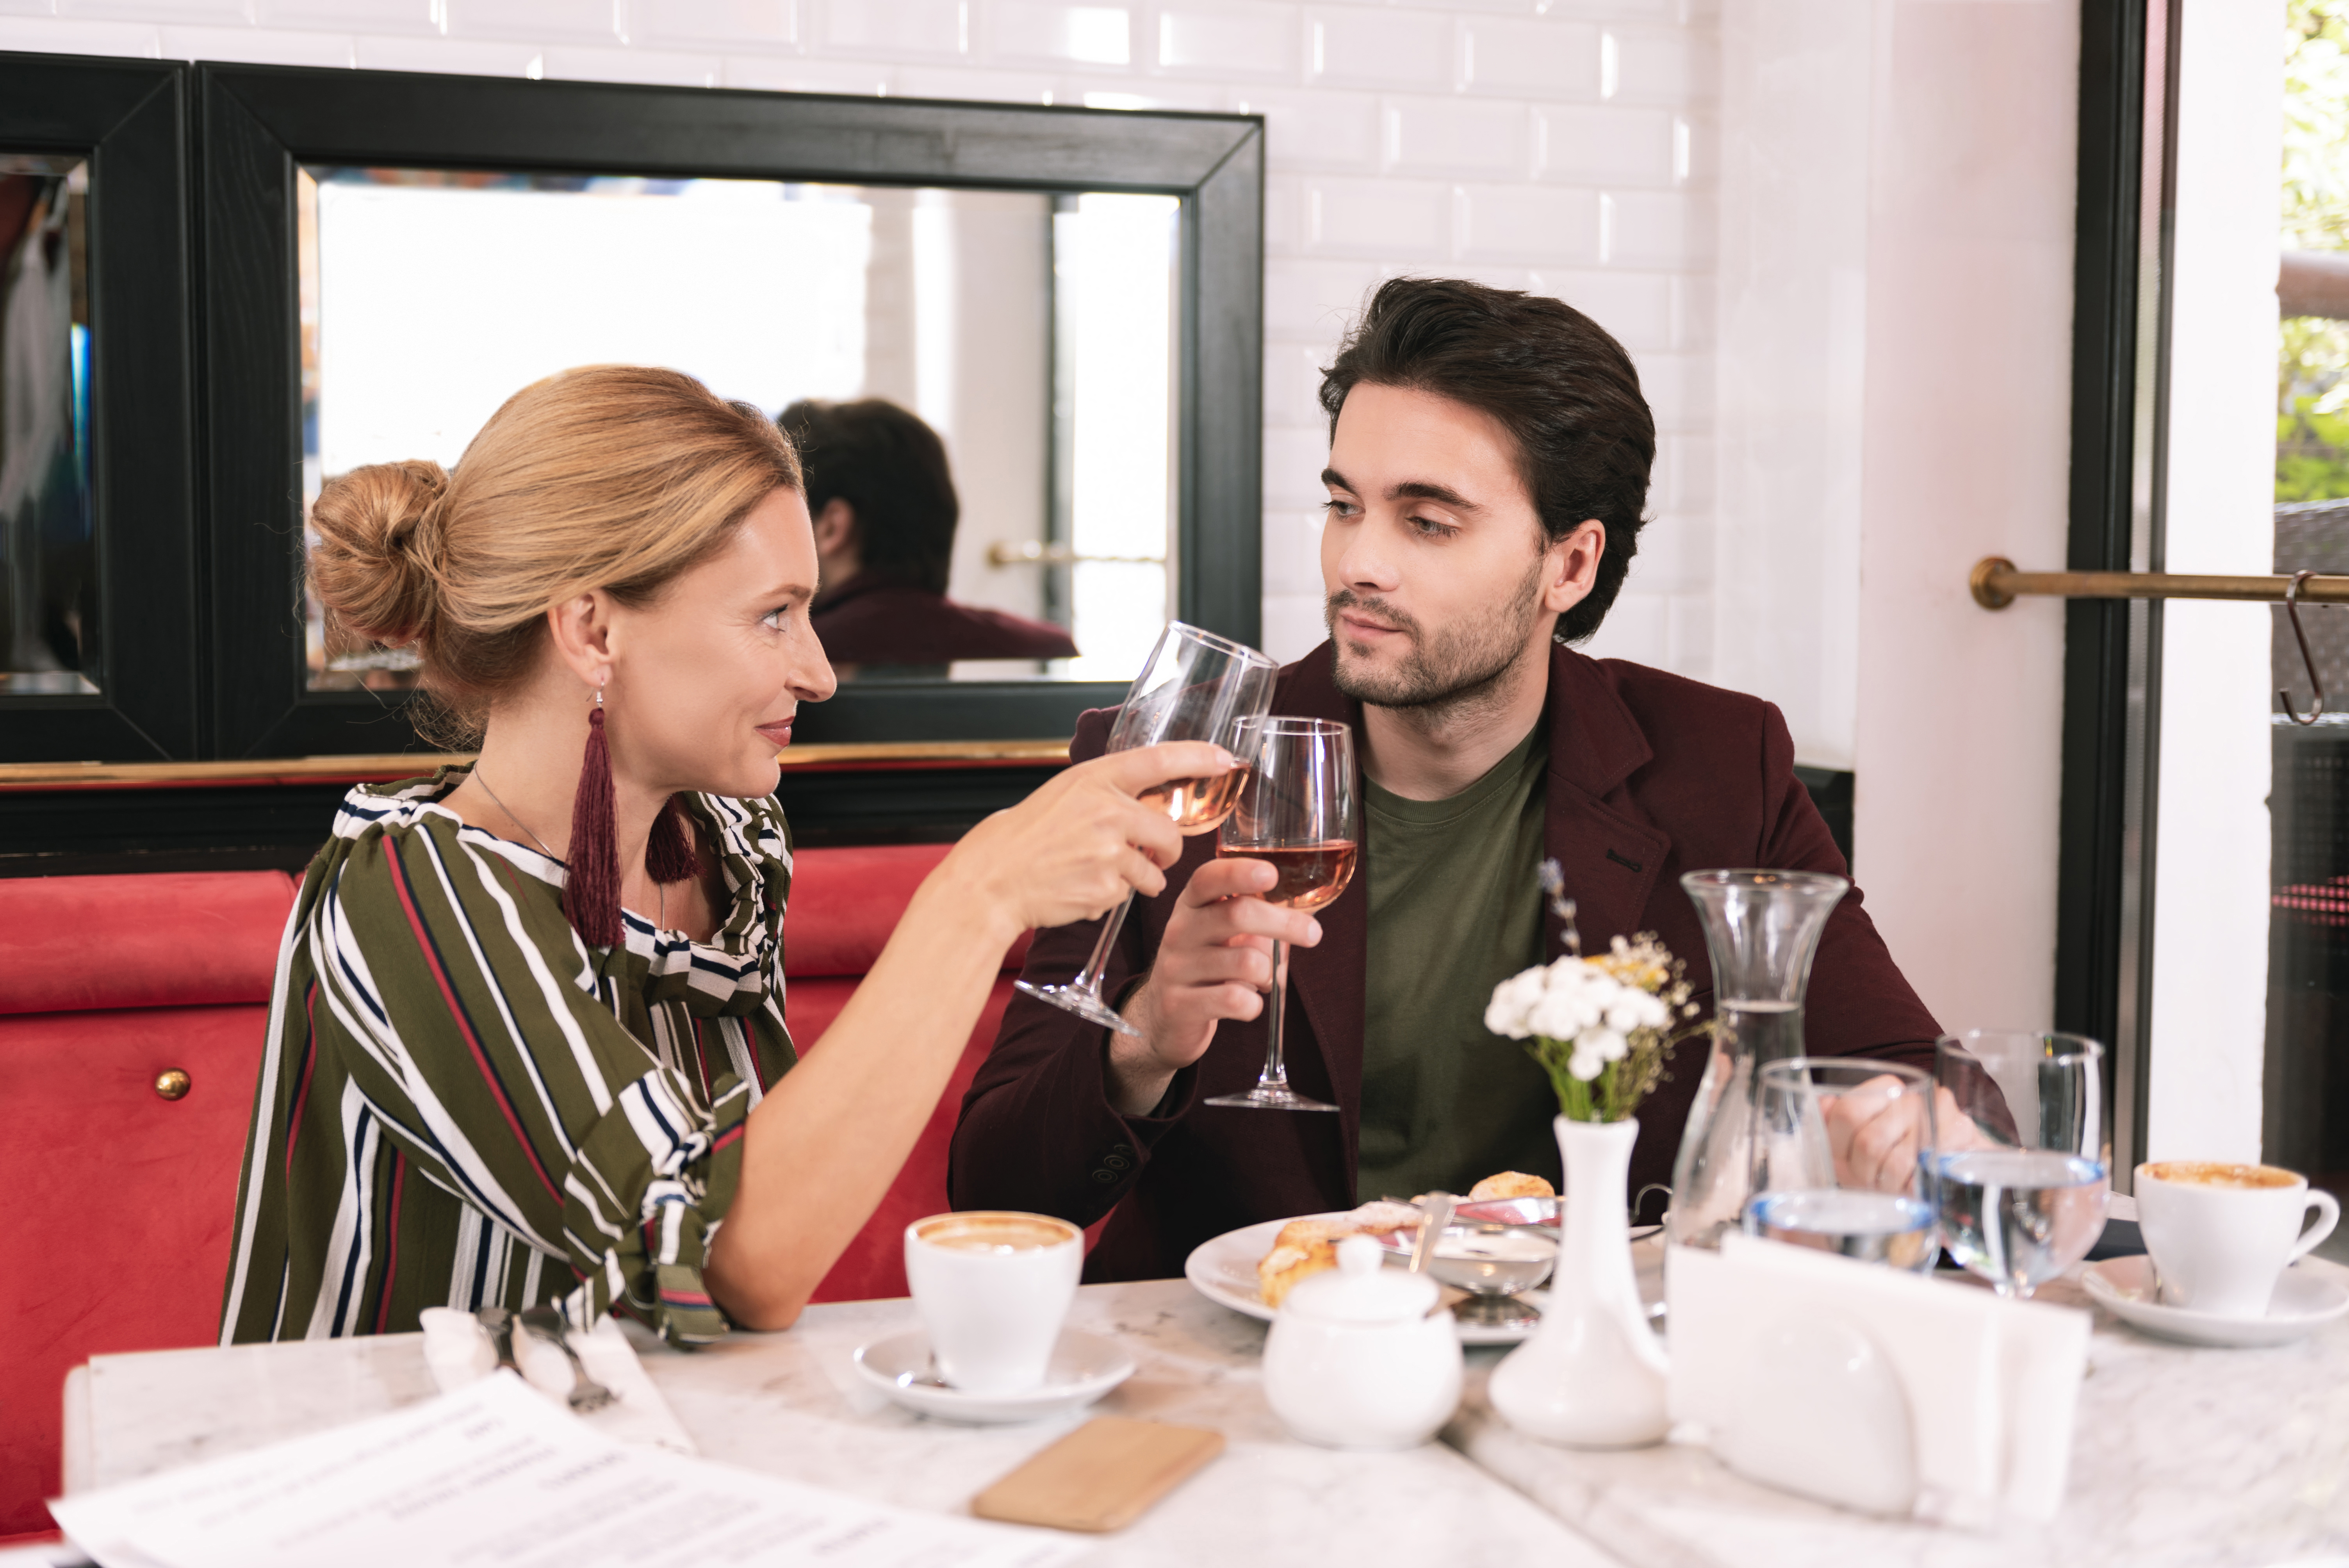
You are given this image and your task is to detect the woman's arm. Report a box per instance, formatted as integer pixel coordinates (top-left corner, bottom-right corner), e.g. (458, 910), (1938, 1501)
(703, 740), (1226, 1329)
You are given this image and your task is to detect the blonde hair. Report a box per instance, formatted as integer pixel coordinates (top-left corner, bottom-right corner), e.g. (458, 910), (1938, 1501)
(307, 366), (800, 743)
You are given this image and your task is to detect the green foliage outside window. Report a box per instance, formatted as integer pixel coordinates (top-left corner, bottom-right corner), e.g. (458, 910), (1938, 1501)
(2281, 0), (2349, 501)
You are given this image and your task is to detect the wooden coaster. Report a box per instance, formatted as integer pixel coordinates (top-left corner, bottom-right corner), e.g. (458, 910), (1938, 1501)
(971, 1416), (1225, 1533)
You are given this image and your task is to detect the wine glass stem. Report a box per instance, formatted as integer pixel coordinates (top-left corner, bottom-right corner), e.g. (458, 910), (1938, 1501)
(1256, 939), (1292, 1090)
(1069, 891), (1137, 1003)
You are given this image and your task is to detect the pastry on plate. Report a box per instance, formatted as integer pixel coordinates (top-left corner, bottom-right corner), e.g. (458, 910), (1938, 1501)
(1256, 1200), (1424, 1307)
(1467, 1171), (1554, 1202)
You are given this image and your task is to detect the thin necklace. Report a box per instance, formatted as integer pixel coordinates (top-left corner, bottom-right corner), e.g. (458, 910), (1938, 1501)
(472, 768), (668, 928)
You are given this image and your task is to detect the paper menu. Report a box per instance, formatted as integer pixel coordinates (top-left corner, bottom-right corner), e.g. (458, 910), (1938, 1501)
(50, 1372), (1090, 1568)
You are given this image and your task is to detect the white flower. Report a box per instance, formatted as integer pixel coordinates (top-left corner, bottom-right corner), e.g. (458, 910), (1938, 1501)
(1583, 1027), (1629, 1063)
(1529, 985), (1601, 1042)
(1568, 1044), (1606, 1081)
(1483, 968), (1549, 1039)
(1606, 991), (1668, 1033)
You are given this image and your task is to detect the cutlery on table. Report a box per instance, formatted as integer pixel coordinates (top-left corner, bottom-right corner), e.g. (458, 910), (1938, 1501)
(518, 1305), (618, 1412)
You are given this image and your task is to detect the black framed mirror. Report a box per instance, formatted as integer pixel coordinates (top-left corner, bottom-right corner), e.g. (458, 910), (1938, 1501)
(0, 54), (198, 764)
(198, 64), (1264, 759)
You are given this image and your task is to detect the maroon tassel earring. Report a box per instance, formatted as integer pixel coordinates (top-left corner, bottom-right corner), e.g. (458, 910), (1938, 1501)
(647, 795), (702, 884)
(565, 691), (624, 949)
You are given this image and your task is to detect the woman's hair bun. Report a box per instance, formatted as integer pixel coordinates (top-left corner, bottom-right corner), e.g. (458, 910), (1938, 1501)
(307, 458), (452, 650)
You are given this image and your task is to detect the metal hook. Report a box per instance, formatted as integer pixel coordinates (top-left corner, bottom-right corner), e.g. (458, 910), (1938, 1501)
(2281, 569), (2326, 727)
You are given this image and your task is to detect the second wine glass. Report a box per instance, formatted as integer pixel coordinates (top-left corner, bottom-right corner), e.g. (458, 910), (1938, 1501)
(1206, 717), (1359, 1112)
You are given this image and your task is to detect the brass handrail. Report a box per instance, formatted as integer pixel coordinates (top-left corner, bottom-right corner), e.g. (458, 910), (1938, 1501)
(1969, 556), (2349, 609)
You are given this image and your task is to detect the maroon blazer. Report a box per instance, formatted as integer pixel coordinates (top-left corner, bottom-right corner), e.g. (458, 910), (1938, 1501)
(811, 574), (1078, 665)
(950, 641), (1943, 1281)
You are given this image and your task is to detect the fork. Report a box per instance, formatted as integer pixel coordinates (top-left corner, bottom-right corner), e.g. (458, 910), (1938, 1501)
(516, 1306), (617, 1413)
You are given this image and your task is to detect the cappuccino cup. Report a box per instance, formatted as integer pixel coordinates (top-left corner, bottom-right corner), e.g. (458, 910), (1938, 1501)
(2133, 1161), (2341, 1318)
(903, 1211), (1082, 1395)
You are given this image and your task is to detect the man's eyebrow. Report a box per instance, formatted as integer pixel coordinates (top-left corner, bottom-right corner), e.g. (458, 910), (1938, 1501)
(1321, 467), (1481, 512)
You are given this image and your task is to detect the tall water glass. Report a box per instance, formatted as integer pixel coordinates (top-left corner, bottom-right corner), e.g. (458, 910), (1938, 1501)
(1206, 717), (1359, 1112)
(1665, 870), (1850, 1250)
(1927, 1030), (2109, 1299)
(1745, 1057), (1938, 1273)
(1014, 622), (1278, 1036)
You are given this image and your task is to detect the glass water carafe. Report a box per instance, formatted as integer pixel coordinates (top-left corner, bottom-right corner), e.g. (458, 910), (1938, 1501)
(1664, 869), (1850, 1249)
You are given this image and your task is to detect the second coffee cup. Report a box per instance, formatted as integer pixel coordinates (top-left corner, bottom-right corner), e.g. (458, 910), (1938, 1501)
(903, 1210), (1082, 1395)
(2134, 1160), (2340, 1317)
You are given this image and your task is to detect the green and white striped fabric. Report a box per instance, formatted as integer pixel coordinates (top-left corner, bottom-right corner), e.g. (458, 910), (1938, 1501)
(219, 769), (796, 1349)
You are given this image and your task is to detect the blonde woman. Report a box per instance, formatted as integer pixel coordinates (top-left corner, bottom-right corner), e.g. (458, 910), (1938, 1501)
(221, 367), (1222, 1344)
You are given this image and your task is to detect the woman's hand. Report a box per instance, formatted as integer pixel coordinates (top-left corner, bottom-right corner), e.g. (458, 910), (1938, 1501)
(937, 741), (1235, 940)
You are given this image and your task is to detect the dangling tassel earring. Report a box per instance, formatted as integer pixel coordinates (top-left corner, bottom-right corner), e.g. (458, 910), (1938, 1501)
(565, 685), (624, 949)
(647, 795), (702, 884)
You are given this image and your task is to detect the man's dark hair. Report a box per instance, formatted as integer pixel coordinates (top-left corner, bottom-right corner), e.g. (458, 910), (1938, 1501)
(1319, 276), (1654, 644)
(778, 398), (959, 595)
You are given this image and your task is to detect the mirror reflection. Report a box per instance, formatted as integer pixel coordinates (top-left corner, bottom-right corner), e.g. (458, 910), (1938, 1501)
(0, 154), (95, 697)
(298, 167), (1178, 694)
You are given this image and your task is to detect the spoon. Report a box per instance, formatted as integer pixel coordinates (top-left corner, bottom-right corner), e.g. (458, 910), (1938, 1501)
(1410, 1192), (1455, 1274)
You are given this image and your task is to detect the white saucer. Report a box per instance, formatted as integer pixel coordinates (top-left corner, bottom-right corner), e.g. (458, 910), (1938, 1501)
(2082, 1254), (2349, 1348)
(852, 1328), (1136, 1424)
(1183, 1214), (1549, 1345)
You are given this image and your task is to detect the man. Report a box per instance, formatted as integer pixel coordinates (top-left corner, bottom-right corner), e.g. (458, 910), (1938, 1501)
(781, 398), (1077, 675)
(950, 277), (1939, 1281)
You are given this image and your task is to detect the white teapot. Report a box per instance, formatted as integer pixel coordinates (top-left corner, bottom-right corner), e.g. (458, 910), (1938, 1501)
(1262, 1234), (1464, 1450)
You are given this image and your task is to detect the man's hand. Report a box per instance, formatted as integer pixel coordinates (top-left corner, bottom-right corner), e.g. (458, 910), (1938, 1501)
(1823, 1077), (1981, 1193)
(1105, 857), (1322, 1116)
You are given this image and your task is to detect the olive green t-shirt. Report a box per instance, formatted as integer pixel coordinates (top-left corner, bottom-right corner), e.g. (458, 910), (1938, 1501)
(1355, 722), (1560, 1201)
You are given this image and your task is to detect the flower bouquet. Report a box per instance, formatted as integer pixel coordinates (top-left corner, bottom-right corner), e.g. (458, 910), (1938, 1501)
(1484, 931), (1707, 1123)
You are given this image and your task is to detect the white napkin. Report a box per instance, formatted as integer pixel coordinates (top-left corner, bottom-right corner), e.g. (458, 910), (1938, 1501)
(1666, 1237), (2089, 1526)
(418, 1307), (697, 1456)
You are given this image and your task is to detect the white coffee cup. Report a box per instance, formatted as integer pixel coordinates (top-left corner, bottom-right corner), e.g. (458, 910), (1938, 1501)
(2133, 1160), (2341, 1318)
(902, 1210), (1083, 1394)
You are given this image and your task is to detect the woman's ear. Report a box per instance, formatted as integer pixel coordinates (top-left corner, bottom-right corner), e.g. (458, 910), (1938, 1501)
(545, 590), (616, 688)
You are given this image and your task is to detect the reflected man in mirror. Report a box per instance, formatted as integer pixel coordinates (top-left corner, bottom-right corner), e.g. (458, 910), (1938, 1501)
(781, 398), (1077, 679)
(951, 277), (1943, 1282)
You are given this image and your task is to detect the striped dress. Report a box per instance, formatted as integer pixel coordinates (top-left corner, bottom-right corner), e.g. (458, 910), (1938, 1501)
(219, 768), (797, 1348)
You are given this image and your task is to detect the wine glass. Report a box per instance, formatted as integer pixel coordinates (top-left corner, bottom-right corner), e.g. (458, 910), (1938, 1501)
(1745, 1058), (1938, 1273)
(1925, 1030), (2110, 1299)
(1205, 717), (1358, 1112)
(1014, 621), (1278, 1036)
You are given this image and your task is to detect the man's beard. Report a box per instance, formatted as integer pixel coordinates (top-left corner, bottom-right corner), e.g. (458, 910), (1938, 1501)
(1324, 557), (1547, 716)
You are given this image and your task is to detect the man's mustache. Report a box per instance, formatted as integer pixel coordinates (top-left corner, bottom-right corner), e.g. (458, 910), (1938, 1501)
(1326, 590), (1420, 640)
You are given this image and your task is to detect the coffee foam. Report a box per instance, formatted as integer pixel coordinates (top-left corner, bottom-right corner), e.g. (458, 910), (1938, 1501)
(2143, 1160), (2301, 1190)
(913, 1212), (1076, 1253)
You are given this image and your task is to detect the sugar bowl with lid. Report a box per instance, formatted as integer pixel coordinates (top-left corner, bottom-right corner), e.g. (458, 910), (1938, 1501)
(1262, 1235), (1464, 1449)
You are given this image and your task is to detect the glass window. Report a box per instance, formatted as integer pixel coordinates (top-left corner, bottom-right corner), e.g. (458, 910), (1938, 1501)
(297, 167), (1178, 692)
(0, 154), (94, 696)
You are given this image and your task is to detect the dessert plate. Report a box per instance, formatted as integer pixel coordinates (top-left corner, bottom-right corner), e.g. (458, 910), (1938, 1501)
(2082, 1253), (2349, 1348)
(1183, 1214), (1548, 1346)
(852, 1328), (1135, 1424)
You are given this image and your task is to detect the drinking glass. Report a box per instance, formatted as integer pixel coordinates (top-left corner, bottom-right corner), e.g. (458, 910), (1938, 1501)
(1206, 717), (1359, 1111)
(1745, 1057), (1938, 1273)
(1014, 622), (1278, 1035)
(1926, 1030), (2110, 1299)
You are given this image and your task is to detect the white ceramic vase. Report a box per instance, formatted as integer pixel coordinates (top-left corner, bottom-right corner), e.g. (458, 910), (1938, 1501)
(1486, 1114), (1670, 1448)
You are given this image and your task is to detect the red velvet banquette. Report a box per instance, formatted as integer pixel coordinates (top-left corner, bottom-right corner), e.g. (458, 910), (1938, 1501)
(0, 842), (1019, 1541)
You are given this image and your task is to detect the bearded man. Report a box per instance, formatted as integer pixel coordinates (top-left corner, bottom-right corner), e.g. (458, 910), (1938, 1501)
(950, 276), (1940, 1281)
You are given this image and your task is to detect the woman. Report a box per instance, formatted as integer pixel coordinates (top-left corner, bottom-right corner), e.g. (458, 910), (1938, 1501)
(220, 367), (1221, 1345)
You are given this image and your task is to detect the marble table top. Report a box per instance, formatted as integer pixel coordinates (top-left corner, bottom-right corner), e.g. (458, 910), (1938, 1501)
(61, 1279), (1611, 1568)
(57, 1262), (2349, 1568)
(1447, 1268), (2349, 1568)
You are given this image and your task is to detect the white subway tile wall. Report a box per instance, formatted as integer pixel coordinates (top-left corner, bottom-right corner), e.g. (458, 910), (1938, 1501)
(0, 0), (1719, 675)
